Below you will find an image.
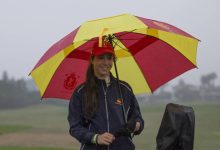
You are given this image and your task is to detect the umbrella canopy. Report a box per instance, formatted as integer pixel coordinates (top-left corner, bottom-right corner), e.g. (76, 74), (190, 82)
(30, 13), (199, 100)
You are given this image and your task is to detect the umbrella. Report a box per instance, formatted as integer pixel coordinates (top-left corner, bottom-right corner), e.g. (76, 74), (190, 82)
(30, 13), (199, 100)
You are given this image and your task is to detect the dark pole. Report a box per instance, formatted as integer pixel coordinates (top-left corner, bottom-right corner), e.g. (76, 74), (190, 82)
(108, 34), (127, 124)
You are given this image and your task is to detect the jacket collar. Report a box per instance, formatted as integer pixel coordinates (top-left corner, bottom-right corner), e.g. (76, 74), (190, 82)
(94, 73), (117, 86)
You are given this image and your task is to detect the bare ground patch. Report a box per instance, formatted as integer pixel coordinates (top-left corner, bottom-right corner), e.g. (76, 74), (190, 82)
(0, 132), (80, 149)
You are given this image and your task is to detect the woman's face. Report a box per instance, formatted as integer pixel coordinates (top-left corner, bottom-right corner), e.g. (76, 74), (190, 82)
(92, 53), (114, 79)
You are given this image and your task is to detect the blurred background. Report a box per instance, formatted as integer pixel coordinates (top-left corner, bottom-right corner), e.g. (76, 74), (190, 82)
(0, 0), (220, 150)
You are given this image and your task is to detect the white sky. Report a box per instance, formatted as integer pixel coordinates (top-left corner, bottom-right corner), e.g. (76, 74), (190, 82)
(0, 0), (219, 85)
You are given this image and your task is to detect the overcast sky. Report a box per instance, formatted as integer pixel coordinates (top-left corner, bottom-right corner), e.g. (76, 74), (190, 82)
(0, 0), (219, 85)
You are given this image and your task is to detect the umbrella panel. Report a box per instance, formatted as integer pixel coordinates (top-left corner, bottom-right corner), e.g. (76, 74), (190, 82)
(33, 27), (80, 70)
(41, 39), (99, 99)
(115, 32), (196, 92)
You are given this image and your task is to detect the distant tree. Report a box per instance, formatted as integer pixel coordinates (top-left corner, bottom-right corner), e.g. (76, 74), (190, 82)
(200, 72), (217, 87)
(173, 79), (200, 101)
(0, 71), (71, 109)
(148, 84), (172, 102)
(200, 72), (220, 101)
(2, 71), (9, 82)
(0, 72), (41, 109)
(158, 84), (169, 93)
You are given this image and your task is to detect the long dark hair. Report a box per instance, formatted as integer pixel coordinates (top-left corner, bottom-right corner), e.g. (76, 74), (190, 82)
(83, 56), (99, 120)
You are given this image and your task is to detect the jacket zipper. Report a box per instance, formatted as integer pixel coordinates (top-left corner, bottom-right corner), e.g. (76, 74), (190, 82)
(102, 82), (110, 150)
(104, 93), (110, 132)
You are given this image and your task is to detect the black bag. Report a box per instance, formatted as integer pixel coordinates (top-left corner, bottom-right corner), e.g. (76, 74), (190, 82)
(156, 103), (195, 150)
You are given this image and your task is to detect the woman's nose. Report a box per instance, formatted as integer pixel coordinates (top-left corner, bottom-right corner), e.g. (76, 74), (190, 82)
(102, 58), (109, 64)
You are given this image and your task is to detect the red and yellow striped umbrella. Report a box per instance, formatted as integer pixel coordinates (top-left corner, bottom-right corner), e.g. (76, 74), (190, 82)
(30, 14), (199, 100)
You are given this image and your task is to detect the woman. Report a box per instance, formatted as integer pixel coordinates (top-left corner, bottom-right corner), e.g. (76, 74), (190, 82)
(68, 43), (144, 150)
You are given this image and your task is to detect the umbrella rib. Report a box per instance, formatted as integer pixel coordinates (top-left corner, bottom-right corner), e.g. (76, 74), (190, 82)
(112, 39), (128, 51)
(78, 29), (139, 42)
(116, 38), (146, 40)
(114, 29), (137, 37)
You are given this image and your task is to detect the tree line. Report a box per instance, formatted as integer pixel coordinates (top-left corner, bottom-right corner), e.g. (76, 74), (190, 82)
(0, 71), (40, 109)
(138, 72), (220, 103)
(0, 71), (220, 109)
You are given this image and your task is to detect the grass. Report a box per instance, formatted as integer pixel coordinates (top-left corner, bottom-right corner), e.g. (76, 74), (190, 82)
(0, 125), (31, 135)
(0, 104), (69, 132)
(0, 147), (72, 150)
(0, 101), (220, 150)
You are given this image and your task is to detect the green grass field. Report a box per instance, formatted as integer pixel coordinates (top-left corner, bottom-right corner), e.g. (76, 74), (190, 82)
(0, 147), (71, 150)
(0, 125), (31, 135)
(0, 101), (219, 150)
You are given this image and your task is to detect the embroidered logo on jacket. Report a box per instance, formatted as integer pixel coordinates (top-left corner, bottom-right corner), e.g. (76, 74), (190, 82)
(115, 99), (123, 105)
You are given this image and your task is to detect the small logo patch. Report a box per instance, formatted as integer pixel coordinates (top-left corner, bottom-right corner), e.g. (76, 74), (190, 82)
(115, 99), (123, 105)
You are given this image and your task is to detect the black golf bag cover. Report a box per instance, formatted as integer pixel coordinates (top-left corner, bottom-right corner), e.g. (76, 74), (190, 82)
(156, 103), (195, 150)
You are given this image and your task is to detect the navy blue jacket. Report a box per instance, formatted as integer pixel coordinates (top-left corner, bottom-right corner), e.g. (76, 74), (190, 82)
(68, 75), (144, 150)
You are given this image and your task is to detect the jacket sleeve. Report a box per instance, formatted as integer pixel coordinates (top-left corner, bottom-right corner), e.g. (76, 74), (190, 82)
(67, 89), (95, 144)
(127, 91), (144, 135)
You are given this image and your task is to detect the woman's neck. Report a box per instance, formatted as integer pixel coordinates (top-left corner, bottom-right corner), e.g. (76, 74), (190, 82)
(96, 74), (109, 80)
(95, 72), (110, 80)
(95, 74), (111, 87)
